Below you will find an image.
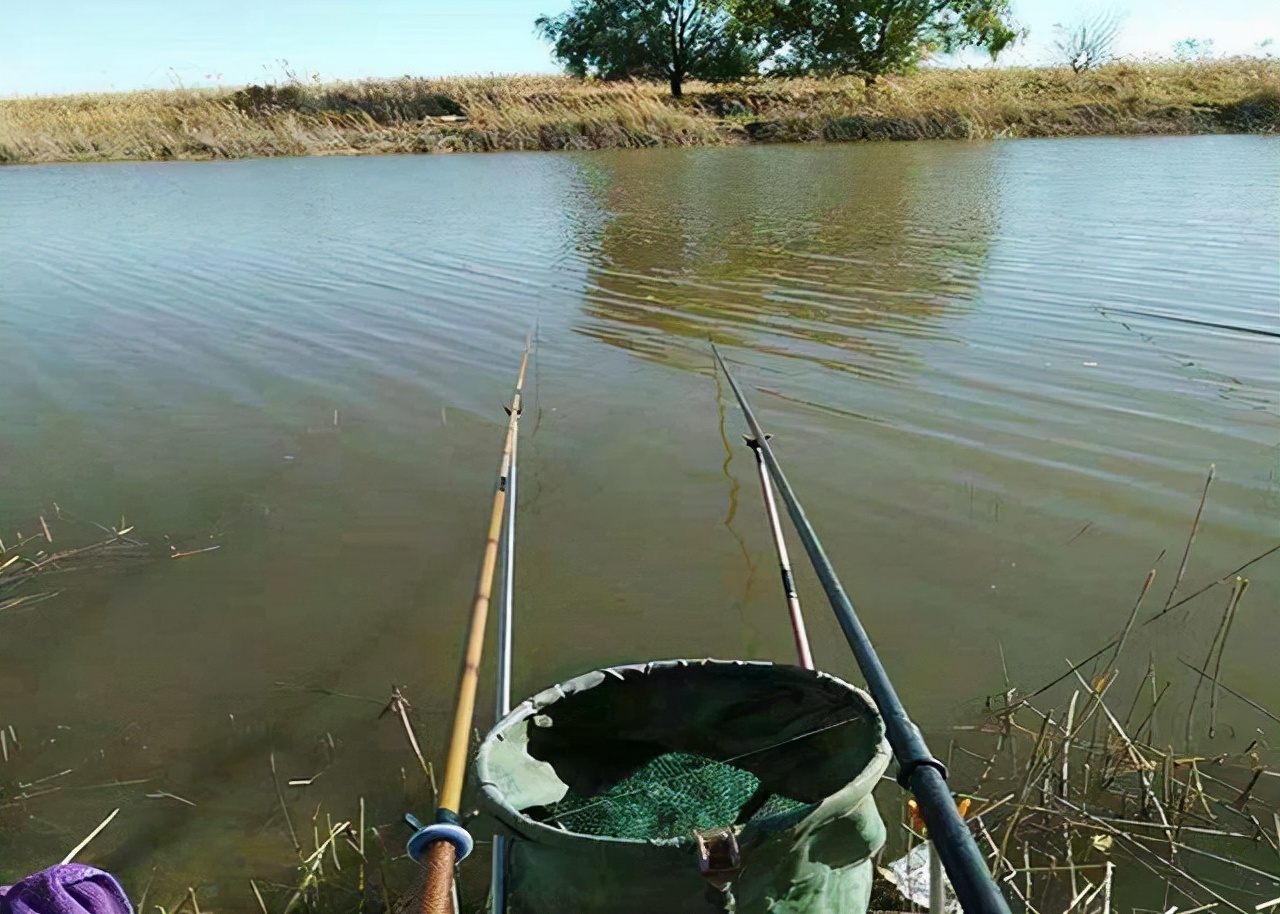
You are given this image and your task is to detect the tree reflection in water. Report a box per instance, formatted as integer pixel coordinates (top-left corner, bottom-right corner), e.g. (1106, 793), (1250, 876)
(571, 143), (999, 378)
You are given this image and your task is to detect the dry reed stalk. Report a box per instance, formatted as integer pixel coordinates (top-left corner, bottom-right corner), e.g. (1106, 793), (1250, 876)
(1127, 681), (1169, 748)
(1059, 798), (1246, 913)
(1185, 576), (1249, 742)
(1106, 568), (1156, 673)
(956, 626), (1279, 910)
(1120, 656), (1152, 736)
(249, 881), (269, 914)
(0, 510), (205, 611)
(1071, 669), (1175, 848)
(1061, 691), (1078, 799)
(380, 686), (438, 805)
(1149, 541), (1279, 622)
(1165, 465), (1215, 608)
(282, 817), (351, 914)
(60, 807), (119, 865)
(1027, 536), (1278, 714)
(1208, 578), (1248, 738)
(358, 796), (366, 897)
(270, 751), (301, 853)
(1178, 659), (1280, 726)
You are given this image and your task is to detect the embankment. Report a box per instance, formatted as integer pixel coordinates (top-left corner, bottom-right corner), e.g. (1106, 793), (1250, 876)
(1, 60), (1276, 165)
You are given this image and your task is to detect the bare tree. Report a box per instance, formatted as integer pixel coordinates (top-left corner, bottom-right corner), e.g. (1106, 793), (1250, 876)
(1053, 10), (1124, 73)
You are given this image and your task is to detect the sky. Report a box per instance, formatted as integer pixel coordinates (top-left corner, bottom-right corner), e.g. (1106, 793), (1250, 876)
(0, 0), (1275, 97)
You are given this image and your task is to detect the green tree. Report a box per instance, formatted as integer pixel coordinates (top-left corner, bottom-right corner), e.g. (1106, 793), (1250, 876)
(536, 0), (763, 98)
(733, 0), (1020, 80)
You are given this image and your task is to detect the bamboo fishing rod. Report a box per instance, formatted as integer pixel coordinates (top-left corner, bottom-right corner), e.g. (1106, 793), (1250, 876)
(407, 339), (531, 914)
(712, 345), (1012, 914)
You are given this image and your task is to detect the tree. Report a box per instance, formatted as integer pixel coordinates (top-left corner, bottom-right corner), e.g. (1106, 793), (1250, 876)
(732, 0), (1021, 80)
(536, 0), (763, 98)
(1052, 10), (1124, 72)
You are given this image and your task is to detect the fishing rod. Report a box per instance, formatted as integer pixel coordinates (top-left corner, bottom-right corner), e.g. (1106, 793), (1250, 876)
(745, 435), (814, 669)
(490, 362), (521, 912)
(407, 338), (531, 914)
(712, 345), (1012, 914)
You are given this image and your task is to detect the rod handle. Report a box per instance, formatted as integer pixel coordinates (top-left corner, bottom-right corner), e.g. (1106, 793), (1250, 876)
(421, 840), (457, 914)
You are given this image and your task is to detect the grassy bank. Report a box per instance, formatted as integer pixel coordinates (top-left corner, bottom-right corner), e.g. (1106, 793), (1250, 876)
(1, 60), (1277, 165)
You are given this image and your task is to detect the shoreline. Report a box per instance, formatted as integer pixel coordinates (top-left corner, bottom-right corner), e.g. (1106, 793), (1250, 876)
(1, 61), (1277, 166)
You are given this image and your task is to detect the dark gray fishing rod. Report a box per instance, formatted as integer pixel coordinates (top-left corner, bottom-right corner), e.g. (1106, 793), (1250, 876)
(712, 345), (1012, 914)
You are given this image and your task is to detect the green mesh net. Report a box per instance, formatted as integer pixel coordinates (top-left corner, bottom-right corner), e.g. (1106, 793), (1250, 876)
(537, 751), (810, 840)
(477, 661), (892, 913)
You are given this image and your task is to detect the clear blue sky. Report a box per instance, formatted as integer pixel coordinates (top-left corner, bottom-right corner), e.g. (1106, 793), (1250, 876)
(0, 0), (1274, 96)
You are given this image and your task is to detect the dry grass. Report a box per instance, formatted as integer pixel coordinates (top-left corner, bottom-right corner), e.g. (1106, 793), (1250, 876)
(871, 468), (1280, 912)
(918, 648), (1280, 912)
(0, 506), (223, 615)
(0, 508), (157, 613)
(1, 59), (1277, 165)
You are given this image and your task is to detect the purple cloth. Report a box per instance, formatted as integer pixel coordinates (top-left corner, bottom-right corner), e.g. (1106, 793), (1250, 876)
(0, 865), (132, 914)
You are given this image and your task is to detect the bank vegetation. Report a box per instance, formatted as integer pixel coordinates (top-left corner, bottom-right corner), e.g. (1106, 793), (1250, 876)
(0, 59), (1276, 165)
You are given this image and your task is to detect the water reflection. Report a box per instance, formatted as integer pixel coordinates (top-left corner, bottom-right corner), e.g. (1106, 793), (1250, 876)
(572, 143), (998, 377)
(1, 137), (1274, 907)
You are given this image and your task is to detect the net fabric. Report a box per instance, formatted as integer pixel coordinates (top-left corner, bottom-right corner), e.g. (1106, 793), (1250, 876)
(538, 750), (810, 840)
(476, 659), (892, 914)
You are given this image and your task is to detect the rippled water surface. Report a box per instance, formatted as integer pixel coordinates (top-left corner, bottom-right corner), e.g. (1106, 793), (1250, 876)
(1, 136), (1277, 901)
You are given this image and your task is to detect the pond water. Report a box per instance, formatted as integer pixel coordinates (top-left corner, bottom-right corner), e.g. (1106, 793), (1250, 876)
(1, 135), (1276, 906)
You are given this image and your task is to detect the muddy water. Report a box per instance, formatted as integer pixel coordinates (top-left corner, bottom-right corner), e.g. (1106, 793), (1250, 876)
(1, 136), (1276, 903)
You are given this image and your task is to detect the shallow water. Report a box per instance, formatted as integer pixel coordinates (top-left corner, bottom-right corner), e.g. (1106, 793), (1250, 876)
(1, 136), (1277, 903)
